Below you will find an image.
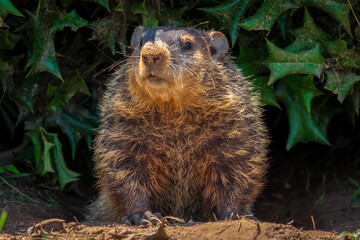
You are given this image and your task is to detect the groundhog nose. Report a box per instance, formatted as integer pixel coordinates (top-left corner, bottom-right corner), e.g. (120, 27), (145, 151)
(142, 53), (162, 66)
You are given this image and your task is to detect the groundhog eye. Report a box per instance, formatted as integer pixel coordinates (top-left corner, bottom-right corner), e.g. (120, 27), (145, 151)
(182, 41), (192, 51)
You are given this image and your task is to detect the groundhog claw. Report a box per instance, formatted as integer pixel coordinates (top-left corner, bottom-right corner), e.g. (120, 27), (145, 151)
(120, 211), (162, 225)
(143, 211), (162, 225)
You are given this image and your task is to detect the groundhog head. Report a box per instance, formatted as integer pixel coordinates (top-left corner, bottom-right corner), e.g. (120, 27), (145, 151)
(127, 26), (229, 105)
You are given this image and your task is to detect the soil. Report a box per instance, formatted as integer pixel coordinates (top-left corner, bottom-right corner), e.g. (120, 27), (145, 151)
(0, 174), (358, 240)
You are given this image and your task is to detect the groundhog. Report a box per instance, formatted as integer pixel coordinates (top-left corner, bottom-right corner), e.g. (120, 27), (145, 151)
(87, 26), (269, 224)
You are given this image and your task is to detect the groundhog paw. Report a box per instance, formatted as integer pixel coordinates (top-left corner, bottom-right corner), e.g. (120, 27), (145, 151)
(121, 211), (162, 225)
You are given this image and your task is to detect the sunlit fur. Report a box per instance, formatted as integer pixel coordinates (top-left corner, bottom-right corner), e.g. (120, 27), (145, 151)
(87, 27), (269, 222)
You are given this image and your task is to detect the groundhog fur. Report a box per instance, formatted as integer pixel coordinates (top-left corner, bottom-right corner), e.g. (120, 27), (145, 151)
(87, 26), (269, 223)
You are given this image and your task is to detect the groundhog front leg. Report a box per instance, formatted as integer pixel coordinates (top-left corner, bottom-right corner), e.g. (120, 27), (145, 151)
(198, 156), (263, 221)
(93, 148), (163, 224)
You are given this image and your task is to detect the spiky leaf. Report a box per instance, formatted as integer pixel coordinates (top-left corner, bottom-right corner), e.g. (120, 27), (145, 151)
(264, 40), (323, 84)
(88, 12), (125, 54)
(200, 0), (252, 44)
(0, 0), (23, 18)
(240, 0), (300, 32)
(51, 9), (87, 33)
(325, 70), (360, 103)
(236, 44), (268, 77)
(26, 6), (86, 79)
(325, 39), (360, 69)
(250, 76), (281, 109)
(45, 131), (80, 190)
(130, 1), (158, 28)
(276, 75), (329, 150)
(286, 8), (330, 52)
(0, 29), (20, 52)
(85, 0), (109, 10)
(302, 0), (351, 35)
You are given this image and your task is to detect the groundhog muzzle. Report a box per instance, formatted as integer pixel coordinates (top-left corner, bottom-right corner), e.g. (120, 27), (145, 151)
(88, 26), (269, 224)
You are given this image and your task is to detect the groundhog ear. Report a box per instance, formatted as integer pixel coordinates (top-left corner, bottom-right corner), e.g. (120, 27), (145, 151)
(131, 26), (144, 49)
(209, 31), (229, 60)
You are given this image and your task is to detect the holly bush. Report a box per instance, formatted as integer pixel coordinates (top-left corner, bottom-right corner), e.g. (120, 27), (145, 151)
(0, 0), (359, 188)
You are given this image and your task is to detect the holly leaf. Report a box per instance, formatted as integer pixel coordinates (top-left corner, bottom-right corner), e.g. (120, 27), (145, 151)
(12, 75), (42, 112)
(264, 40), (323, 84)
(240, 0), (300, 32)
(88, 12), (126, 54)
(200, 0), (252, 44)
(351, 83), (360, 117)
(276, 75), (329, 150)
(60, 0), (79, 9)
(26, 6), (86, 79)
(325, 39), (360, 68)
(325, 70), (360, 103)
(158, 5), (187, 26)
(0, 60), (12, 94)
(0, 29), (20, 52)
(85, 0), (109, 11)
(236, 44), (268, 77)
(287, 8), (359, 68)
(46, 73), (90, 110)
(51, 9), (87, 33)
(286, 8), (330, 52)
(45, 130), (80, 190)
(26, 129), (42, 170)
(250, 76), (281, 109)
(302, 0), (351, 36)
(45, 106), (96, 159)
(0, 0), (23, 18)
(130, 1), (158, 28)
(312, 95), (341, 137)
(25, 10), (62, 79)
(40, 138), (56, 175)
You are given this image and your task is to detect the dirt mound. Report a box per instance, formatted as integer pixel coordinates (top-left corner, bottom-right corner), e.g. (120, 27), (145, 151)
(0, 218), (337, 240)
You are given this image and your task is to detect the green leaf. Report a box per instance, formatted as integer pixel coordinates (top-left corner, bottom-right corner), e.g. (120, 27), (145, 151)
(45, 131), (80, 190)
(0, 60), (12, 94)
(264, 40), (323, 84)
(286, 8), (330, 52)
(276, 75), (329, 150)
(60, 0), (79, 9)
(158, 5), (187, 27)
(88, 12), (125, 55)
(130, 1), (158, 28)
(4, 165), (30, 178)
(250, 76), (281, 109)
(312, 95), (341, 138)
(0, 0), (23, 18)
(240, 0), (300, 32)
(302, 0), (351, 36)
(45, 107), (96, 159)
(26, 129), (42, 170)
(85, 0), (109, 11)
(46, 73), (90, 110)
(40, 137), (56, 175)
(286, 8), (359, 68)
(26, 5), (86, 79)
(325, 70), (360, 103)
(325, 39), (360, 68)
(0, 29), (21, 52)
(0, 210), (7, 233)
(12, 75), (41, 112)
(240, 0), (351, 35)
(200, 0), (252, 44)
(351, 83), (360, 116)
(51, 9), (87, 33)
(236, 44), (268, 77)
(25, 11), (62, 80)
